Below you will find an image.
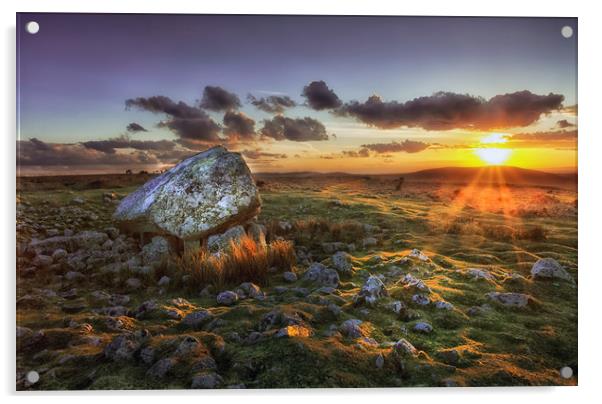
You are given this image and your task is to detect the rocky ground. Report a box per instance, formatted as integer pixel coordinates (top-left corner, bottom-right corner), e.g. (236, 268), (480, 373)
(16, 174), (578, 389)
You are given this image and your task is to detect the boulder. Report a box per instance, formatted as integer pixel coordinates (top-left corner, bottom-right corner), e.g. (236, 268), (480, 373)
(113, 146), (261, 244)
(531, 258), (573, 282)
(141, 236), (171, 267)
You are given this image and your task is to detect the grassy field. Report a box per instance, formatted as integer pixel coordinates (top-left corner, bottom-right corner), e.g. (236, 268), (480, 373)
(16, 172), (577, 389)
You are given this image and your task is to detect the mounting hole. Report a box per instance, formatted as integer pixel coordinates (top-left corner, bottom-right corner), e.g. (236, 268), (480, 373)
(560, 366), (573, 379)
(26, 370), (40, 384)
(25, 21), (40, 35)
(561, 26), (573, 39)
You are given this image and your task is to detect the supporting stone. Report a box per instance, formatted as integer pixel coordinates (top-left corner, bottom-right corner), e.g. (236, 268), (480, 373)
(184, 239), (200, 254)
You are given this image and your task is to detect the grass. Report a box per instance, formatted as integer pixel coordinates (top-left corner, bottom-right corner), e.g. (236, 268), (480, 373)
(16, 173), (578, 389)
(169, 235), (295, 290)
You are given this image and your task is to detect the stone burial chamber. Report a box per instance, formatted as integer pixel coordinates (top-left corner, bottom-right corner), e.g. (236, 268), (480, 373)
(113, 146), (262, 253)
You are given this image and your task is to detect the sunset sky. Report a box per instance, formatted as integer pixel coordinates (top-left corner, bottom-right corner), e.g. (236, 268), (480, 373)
(17, 14), (577, 175)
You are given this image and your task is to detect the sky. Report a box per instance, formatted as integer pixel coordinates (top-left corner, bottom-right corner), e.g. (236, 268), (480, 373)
(16, 13), (578, 175)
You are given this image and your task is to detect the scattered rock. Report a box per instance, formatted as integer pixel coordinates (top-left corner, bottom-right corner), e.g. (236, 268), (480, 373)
(182, 310), (213, 329)
(216, 291), (238, 306)
(332, 251), (353, 275)
(393, 338), (418, 357)
(158, 276), (171, 286)
(408, 249), (429, 261)
(302, 262), (340, 288)
(413, 322), (433, 333)
(283, 271), (297, 282)
(375, 353), (385, 369)
(412, 294), (430, 306)
(467, 268), (494, 280)
(276, 325), (313, 338)
(531, 258), (573, 282)
(141, 236), (171, 268)
(362, 237), (378, 249)
(103, 334), (141, 362)
(339, 319), (365, 338)
(486, 292), (533, 308)
(191, 372), (223, 389)
(435, 301), (454, 310)
(146, 357), (176, 379)
(354, 275), (388, 306)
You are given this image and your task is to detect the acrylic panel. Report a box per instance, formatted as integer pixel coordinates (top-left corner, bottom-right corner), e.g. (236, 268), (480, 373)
(16, 13), (578, 390)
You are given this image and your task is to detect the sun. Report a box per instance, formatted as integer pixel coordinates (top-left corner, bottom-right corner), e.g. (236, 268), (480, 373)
(474, 148), (512, 165)
(474, 133), (512, 165)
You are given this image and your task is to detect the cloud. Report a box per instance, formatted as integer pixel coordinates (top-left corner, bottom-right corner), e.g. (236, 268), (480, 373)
(556, 119), (576, 129)
(507, 129), (577, 143)
(260, 116), (329, 142)
(301, 80), (342, 110)
(339, 90), (564, 130)
(125, 96), (205, 119)
(241, 148), (287, 160)
(247, 94), (297, 114)
(126, 95), (222, 142)
(342, 148), (370, 158)
(361, 139), (430, 154)
(200, 86), (241, 111)
(81, 136), (176, 154)
(17, 138), (161, 166)
(126, 122), (148, 133)
(222, 111), (256, 140)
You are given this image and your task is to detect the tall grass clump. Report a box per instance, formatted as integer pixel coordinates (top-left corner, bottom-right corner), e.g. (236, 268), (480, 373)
(170, 234), (295, 290)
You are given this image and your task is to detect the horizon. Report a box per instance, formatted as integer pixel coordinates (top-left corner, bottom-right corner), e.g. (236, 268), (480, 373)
(17, 14), (577, 176)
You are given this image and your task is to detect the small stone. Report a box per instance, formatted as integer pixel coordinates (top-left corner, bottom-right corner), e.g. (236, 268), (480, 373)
(191, 372), (223, 389)
(51, 248), (68, 261)
(146, 357), (176, 379)
(412, 294), (430, 306)
(158, 276), (171, 286)
(354, 275), (388, 306)
(413, 322), (433, 333)
(375, 353), (385, 369)
(332, 251), (353, 275)
(486, 292), (532, 308)
(362, 237), (378, 249)
(125, 278), (142, 290)
(339, 319), (365, 338)
(32, 254), (53, 268)
(283, 271), (297, 282)
(467, 268), (494, 280)
(216, 291), (238, 306)
(393, 338), (418, 356)
(182, 310), (213, 328)
(435, 301), (454, 310)
(302, 262), (340, 288)
(531, 258), (573, 282)
(276, 325), (312, 338)
(408, 249), (429, 261)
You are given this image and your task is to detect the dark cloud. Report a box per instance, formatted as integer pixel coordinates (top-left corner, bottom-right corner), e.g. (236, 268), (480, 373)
(556, 119), (576, 129)
(301, 81), (342, 110)
(200, 86), (241, 111)
(260, 116), (329, 142)
(223, 111), (256, 140)
(247, 94), (297, 114)
(17, 138), (161, 166)
(126, 95), (222, 142)
(126, 122), (148, 133)
(340, 91), (564, 130)
(362, 140), (430, 154)
(241, 149), (287, 160)
(81, 136), (176, 154)
(125, 96), (205, 119)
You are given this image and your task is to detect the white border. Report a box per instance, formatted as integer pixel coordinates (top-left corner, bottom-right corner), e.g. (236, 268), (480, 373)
(2, 1), (601, 403)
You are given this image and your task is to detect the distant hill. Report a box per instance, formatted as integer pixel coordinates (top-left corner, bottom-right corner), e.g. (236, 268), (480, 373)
(399, 166), (577, 189)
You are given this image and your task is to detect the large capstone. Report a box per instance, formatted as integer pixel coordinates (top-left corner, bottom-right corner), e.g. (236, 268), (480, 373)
(113, 146), (261, 242)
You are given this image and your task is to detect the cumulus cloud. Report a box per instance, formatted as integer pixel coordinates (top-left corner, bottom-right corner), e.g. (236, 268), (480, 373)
(126, 122), (148, 133)
(556, 119), (576, 129)
(126, 95), (222, 142)
(17, 138), (161, 166)
(260, 116), (329, 142)
(342, 148), (370, 158)
(81, 136), (176, 154)
(125, 96), (205, 119)
(223, 111), (256, 140)
(339, 91), (564, 130)
(247, 94), (297, 114)
(200, 86), (241, 111)
(301, 80), (342, 110)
